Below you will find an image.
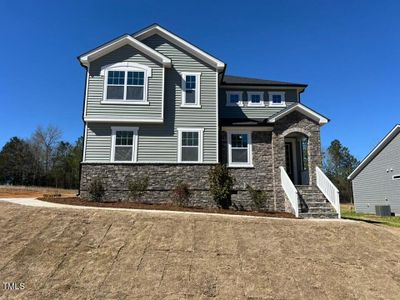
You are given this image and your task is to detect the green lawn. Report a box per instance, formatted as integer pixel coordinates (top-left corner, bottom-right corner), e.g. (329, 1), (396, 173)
(341, 204), (400, 228)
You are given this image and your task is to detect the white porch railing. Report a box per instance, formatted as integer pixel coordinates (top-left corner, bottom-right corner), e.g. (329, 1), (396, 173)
(316, 166), (341, 218)
(280, 166), (299, 217)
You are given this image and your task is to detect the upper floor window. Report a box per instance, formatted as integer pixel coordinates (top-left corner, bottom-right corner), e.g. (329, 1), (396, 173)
(111, 127), (138, 162)
(177, 128), (204, 163)
(181, 72), (201, 107)
(101, 62), (152, 104)
(226, 91), (243, 107)
(268, 91), (286, 107)
(247, 91), (264, 107)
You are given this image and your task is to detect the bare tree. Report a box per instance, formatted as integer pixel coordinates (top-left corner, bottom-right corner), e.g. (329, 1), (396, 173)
(30, 125), (62, 174)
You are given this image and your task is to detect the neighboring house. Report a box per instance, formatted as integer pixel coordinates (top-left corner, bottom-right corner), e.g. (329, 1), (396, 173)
(348, 125), (400, 215)
(78, 24), (340, 218)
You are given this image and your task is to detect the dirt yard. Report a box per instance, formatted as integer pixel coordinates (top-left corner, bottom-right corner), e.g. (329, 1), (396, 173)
(1, 203), (400, 299)
(0, 186), (76, 198)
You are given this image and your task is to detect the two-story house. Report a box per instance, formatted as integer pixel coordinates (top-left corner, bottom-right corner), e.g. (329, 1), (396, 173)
(78, 24), (340, 218)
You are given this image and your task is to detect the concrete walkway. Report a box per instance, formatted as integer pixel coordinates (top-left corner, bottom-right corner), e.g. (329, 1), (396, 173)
(0, 197), (351, 223)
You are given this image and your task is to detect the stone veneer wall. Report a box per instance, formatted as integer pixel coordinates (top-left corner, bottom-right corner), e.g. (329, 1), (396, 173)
(80, 164), (216, 207)
(272, 111), (322, 212)
(220, 131), (275, 210)
(80, 112), (322, 212)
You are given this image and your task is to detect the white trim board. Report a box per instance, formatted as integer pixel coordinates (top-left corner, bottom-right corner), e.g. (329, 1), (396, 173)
(348, 124), (400, 180)
(133, 24), (225, 70)
(84, 117), (163, 123)
(268, 103), (329, 125)
(79, 35), (171, 67)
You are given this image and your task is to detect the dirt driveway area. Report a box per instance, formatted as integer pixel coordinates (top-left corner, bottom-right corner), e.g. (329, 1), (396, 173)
(1, 202), (400, 299)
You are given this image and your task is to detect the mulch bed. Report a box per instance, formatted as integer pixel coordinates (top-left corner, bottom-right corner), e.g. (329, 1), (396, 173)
(38, 197), (295, 219)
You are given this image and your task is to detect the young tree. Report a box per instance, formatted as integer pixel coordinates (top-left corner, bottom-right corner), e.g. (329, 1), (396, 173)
(0, 137), (36, 185)
(323, 139), (359, 203)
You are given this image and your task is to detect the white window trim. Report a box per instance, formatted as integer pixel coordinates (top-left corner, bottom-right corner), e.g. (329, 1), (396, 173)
(247, 91), (265, 107)
(110, 126), (139, 163)
(226, 91), (243, 107)
(268, 91), (286, 107)
(227, 131), (253, 168)
(101, 62), (151, 104)
(181, 72), (201, 108)
(177, 128), (204, 163)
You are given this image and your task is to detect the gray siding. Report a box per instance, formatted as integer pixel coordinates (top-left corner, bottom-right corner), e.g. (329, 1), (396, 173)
(219, 88), (298, 119)
(86, 45), (164, 120)
(85, 34), (218, 163)
(352, 132), (400, 214)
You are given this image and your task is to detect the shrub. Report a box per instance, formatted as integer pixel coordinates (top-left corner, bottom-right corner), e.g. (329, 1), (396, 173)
(247, 184), (266, 211)
(208, 164), (235, 209)
(88, 177), (105, 202)
(172, 182), (191, 206)
(128, 176), (149, 200)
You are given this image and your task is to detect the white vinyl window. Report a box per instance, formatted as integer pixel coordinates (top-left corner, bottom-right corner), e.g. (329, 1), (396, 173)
(111, 127), (138, 162)
(177, 128), (204, 163)
(247, 91), (264, 107)
(226, 91), (243, 107)
(227, 132), (252, 167)
(101, 62), (151, 104)
(181, 72), (201, 107)
(268, 91), (286, 107)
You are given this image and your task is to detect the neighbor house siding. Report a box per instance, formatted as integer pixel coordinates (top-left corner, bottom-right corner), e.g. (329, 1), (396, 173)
(219, 88), (298, 119)
(84, 34), (218, 163)
(352, 133), (400, 214)
(86, 45), (164, 121)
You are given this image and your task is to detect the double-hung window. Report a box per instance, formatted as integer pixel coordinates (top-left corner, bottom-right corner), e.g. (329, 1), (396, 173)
(181, 72), (201, 107)
(228, 132), (252, 167)
(226, 91), (243, 107)
(178, 128), (204, 163)
(268, 91), (286, 107)
(247, 91), (264, 107)
(101, 62), (151, 103)
(111, 127), (138, 162)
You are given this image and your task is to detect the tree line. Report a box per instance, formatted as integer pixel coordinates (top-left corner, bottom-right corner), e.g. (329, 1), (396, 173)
(0, 125), (82, 189)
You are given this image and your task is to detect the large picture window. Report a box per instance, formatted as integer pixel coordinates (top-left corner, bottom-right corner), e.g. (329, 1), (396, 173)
(228, 132), (252, 167)
(111, 127), (138, 162)
(178, 128), (204, 163)
(101, 62), (151, 103)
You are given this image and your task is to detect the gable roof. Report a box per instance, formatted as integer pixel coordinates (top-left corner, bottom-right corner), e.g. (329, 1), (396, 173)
(348, 125), (400, 180)
(222, 75), (308, 87)
(79, 34), (171, 67)
(268, 103), (329, 125)
(133, 24), (225, 70)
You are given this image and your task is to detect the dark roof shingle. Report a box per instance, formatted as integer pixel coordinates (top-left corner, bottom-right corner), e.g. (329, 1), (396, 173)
(222, 75), (307, 87)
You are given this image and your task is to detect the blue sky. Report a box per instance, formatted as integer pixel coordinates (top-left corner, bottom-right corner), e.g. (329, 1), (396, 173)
(1, 0), (399, 160)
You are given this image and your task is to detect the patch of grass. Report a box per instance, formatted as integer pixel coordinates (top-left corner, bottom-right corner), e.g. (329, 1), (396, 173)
(341, 204), (400, 228)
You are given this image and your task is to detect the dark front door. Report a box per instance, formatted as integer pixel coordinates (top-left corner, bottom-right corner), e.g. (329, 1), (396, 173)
(285, 142), (294, 182)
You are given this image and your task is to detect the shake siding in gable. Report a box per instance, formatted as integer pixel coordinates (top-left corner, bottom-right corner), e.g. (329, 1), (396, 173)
(219, 88), (298, 119)
(84, 34), (218, 163)
(352, 133), (400, 214)
(86, 45), (163, 120)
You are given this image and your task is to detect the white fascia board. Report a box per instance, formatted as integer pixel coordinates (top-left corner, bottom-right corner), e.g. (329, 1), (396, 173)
(268, 103), (329, 125)
(84, 117), (163, 124)
(134, 25), (225, 70)
(221, 126), (273, 132)
(348, 125), (400, 180)
(79, 35), (171, 67)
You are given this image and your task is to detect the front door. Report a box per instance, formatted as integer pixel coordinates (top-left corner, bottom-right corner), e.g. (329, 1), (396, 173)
(285, 141), (295, 182)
